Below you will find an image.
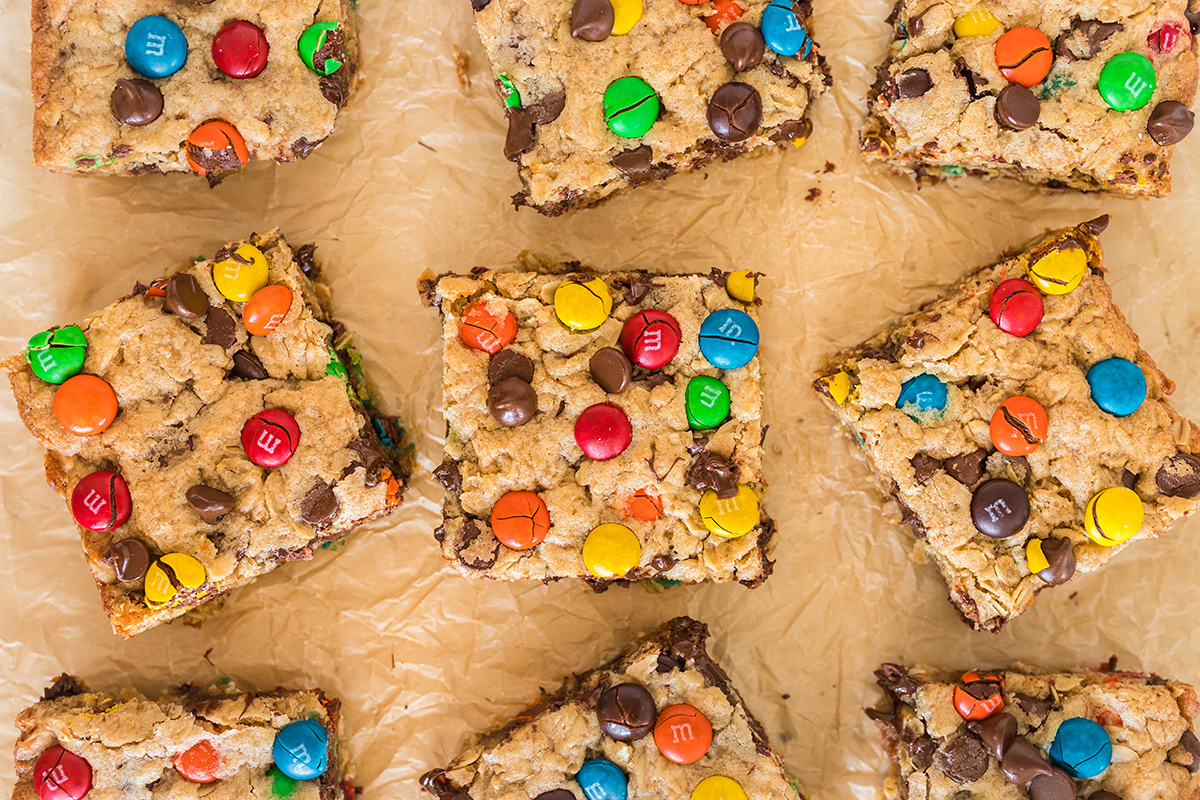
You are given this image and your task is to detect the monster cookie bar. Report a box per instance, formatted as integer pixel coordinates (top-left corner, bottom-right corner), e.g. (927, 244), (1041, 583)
(813, 216), (1200, 632)
(32, 0), (356, 182)
(468, 0), (831, 215)
(861, 1), (1200, 195)
(421, 267), (771, 587)
(867, 663), (1200, 800)
(3, 230), (407, 637)
(13, 673), (355, 799)
(421, 617), (802, 800)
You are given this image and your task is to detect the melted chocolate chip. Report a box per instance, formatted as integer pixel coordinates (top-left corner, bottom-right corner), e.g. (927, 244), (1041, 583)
(105, 539), (150, 582)
(909, 735), (935, 770)
(1157, 453), (1200, 498)
(596, 683), (656, 742)
(945, 448), (988, 486)
(504, 92), (567, 161)
(938, 736), (988, 784)
(708, 82), (762, 143)
(1056, 19), (1123, 60)
(770, 118), (812, 145)
(1121, 468), (1138, 489)
(911, 453), (942, 484)
(623, 273), (657, 305)
(42, 674), (85, 701)
(570, 0), (615, 41)
(1035, 537), (1076, 586)
(969, 712), (1017, 758)
(996, 84), (1040, 130)
(720, 22), (765, 71)
(686, 450), (739, 499)
(1015, 692), (1054, 721)
(612, 145), (672, 186)
(896, 68), (932, 98)
(488, 377), (537, 426)
(488, 349), (534, 385)
(347, 438), (389, 487)
(201, 307), (238, 350)
(231, 349), (268, 379)
(1179, 730), (1200, 773)
(433, 461), (462, 491)
(589, 347), (632, 394)
(1081, 215), (1110, 235)
(875, 663), (922, 698)
(165, 273), (209, 319)
(301, 480), (340, 527)
(1028, 767), (1076, 800)
(1148, 101), (1195, 147)
(186, 485), (235, 524)
(320, 73), (349, 107)
(1002, 737), (1055, 784)
(456, 520), (500, 570)
(111, 78), (164, 126)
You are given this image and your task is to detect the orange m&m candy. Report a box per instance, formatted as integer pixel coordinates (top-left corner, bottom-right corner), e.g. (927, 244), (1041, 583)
(995, 27), (1053, 87)
(704, 0), (743, 33)
(627, 488), (663, 521)
(460, 302), (517, 355)
(953, 671), (1005, 720)
(53, 374), (118, 436)
(990, 396), (1048, 456)
(174, 740), (221, 783)
(490, 491), (551, 550)
(243, 285), (293, 336)
(654, 704), (713, 764)
(186, 121), (249, 176)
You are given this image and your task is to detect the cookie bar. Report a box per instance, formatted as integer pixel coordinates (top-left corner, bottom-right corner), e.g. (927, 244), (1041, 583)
(32, 0), (356, 182)
(421, 617), (803, 800)
(13, 673), (354, 799)
(421, 267), (772, 588)
(861, 1), (1200, 196)
(813, 216), (1200, 632)
(468, 0), (831, 215)
(3, 230), (407, 637)
(867, 663), (1200, 800)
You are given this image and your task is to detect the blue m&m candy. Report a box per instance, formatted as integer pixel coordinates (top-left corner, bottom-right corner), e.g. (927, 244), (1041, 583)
(761, 0), (813, 58)
(272, 719), (328, 780)
(125, 16), (188, 78)
(576, 759), (627, 800)
(1087, 357), (1147, 417)
(1048, 718), (1113, 779)
(897, 374), (947, 415)
(699, 309), (759, 369)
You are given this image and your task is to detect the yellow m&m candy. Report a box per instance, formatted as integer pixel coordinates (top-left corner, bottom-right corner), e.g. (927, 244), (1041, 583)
(611, 0), (644, 35)
(954, 9), (1000, 38)
(213, 243), (269, 302)
(144, 552), (207, 604)
(583, 523), (641, 577)
(554, 278), (613, 331)
(817, 371), (851, 406)
(1084, 487), (1143, 546)
(699, 485), (760, 538)
(692, 776), (749, 800)
(1028, 244), (1087, 295)
(726, 270), (756, 304)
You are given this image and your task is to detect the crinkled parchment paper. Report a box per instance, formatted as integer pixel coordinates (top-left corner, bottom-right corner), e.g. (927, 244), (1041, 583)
(0, 2), (1198, 798)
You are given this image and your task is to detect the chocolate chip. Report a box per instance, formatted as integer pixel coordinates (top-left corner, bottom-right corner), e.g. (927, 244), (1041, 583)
(347, 438), (389, 487)
(612, 145), (671, 186)
(1179, 730), (1200, 773)
(1035, 537), (1076, 586)
(471, 0), (491, 9)
(504, 92), (567, 161)
(707, 82), (762, 143)
(533, 793), (575, 800)
(295, 244), (319, 278)
(1056, 19), (1123, 60)
(1002, 737), (1054, 784)
(1081, 215), (1110, 235)
(1121, 468), (1137, 489)
(1148, 101), (1196, 146)
(456, 519), (500, 570)
(971, 479), (1030, 538)
(1190, 9), (1200, 35)
(1156, 453), (1200, 498)
(320, 74), (349, 107)
(896, 68), (932, 98)
(201, 307), (238, 350)
(488, 349), (534, 386)
(301, 480), (340, 528)
(622, 273), (657, 305)
(656, 653), (683, 673)
(231, 349), (268, 379)
(938, 736), (988, 784)
(911, 453), (942, 484)
(1028, 767), (1076, 800)
(954, 57), (989, 99)
(686, 450), (739, 499)
(488, 377), (537, 426)
(186, 485), (235, 524)
(969, 712), (1017, 759)
(111, 78), (163, 126)
(596, 683), (656, 742)
(945, 448), (987, 486)
(770, 118), (812, 145)
(433, 461), (462, 491)
(1015, 693), (1053, 721)
(720, 22), (765, 71)
(105, 539), (150, 582)
(292, 136), (326, 160)
(164, 273), (209, 319)
(41, 674), (85, 701)
(907, 2), (942, 36)
(996, 84), (1040, 130)
(875, 663), (922, 698)
(590, 348), (632, 394)
(1088, 793), (1123, 800)
(571, 0), (615, 41)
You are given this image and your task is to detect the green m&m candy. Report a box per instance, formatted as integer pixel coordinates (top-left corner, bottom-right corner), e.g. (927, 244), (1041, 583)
(326, 346), (348, 380)
(298, 22), (344, 76)
(1098, 52), (1157, 111)
(26, 325), (87, 384)
(604, 76), (659, 138)
(686, 376), (731, 430)
(497, 74), (521, 109)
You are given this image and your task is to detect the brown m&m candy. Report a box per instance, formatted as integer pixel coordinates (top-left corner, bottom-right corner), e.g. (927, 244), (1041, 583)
(989, 278), (1043, 336)
(620, 310), (681, 369)
(590, 347), (632, 393)
(954, 671), (1005, 720)
(995, 84), (1040, 130)
(575, 403), (632, 461)
(490, 491), (550, 550)
(110, 78), (163, 126)
(971, 479), (1029, 538)
(71, 471), (132, 532)
(990, 396), (1048, 456)
(654, 704), (713, 764)
(241, 408), (300, 467)
(105, 538), (150, 582)
(597, 682), (656, 741)
(707, 82), (762, 143)
(488, 377), (537, 426)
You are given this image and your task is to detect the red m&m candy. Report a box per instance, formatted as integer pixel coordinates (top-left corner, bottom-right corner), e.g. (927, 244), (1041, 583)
(71, 471), (132, 532)
(33, 746), (92, 800)
(212, 21), (269, 79)
(242, 409), (300, 467)
(575, 403), (632, 461)
(654, 704), (713, 764)
(620, 310), (681, 369)
(174, 740), (221, 783)
(243, 285), (293, 336)
(988, 278), (1044, 337)
(460, 302), (517, 355)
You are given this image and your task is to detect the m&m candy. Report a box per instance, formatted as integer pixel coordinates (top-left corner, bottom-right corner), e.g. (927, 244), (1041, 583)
(1087, 357), (1147, 417)
(1028, 242), (1087, 295)
(988, 278), (1043, 337)
(33, 745), (92, 800)
(1084, 487), (1143, 546)
(125, 16), (187, 78)
(54, 374), (118, 436)
(604, 77), (659, 139)
(971, 479), (1029, 538)
(27, 326), (87, 384)
(703, 0), (744, 34)
(575, 403), (632, 461)
(144, 552), (207, 604)
(242, 408), (301, 467)
(954, 9), (1000, 38)
(686, 376), (731, 430)
(692, 776), (748, 800)
(725, 270), (756, 303)
(576, 758), (628, 800)
(186, 121), (250, 177)
(654, 704), (713, 764)
(994, 27), (1053, 86)
(611, 0), (644, 35)
(989, 396), (1047, 456)
(71, 471), (132, 532)
(896, 373), (947, 416)
(698, 309), (759, 369)
(627, 488), (663, 521)
(243, 285), (293, 336)
(817, 371), (851, 405)
(461, 302), (517, 354)
(620, 309), (681, 369)
(213, 21), (269, 79)
(213, 243), (269, 302)
(273, 719), (329, 780)
(761, 0), (813, 58)
(1048, 718), (1113, 779)
(299, 23), (344, 75)
(174, 740), (221, 783)
(582, 523), (641, 578)
(698, 484), (760, 537)
(597, 683), (656, 742)
(1098, 53), (1157, 111)
(590, 347), (632, 393)
(954, 671), (1005, 720)
(490, 491), (551, 550)
(555, 279), (613, 330)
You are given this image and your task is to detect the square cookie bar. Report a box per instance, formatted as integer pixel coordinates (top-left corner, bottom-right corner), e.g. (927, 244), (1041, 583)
(867, 663), (1200, 800)
(13, 673), (354, 799)
(3, 230), (407, 637)
(421, 267), (771, 588)
(861, 1), (1200, 195)
(32, 0), (356, 181)
(468, 0), (831, 215)
(421, 617), (803, 800)
(813, 216), (1200, 632)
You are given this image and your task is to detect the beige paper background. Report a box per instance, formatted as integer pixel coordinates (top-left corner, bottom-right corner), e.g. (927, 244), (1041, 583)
(1, 1), (1198, 797)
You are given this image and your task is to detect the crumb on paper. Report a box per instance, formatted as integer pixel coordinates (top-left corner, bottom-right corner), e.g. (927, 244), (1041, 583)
(806, 188), (822, 202)
(453, 45), (471, 91)
(823, 162), (836, 173)
(418, 141), (437, 153)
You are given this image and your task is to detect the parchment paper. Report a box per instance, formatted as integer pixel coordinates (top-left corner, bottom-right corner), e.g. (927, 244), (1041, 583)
(1, 2), (1198, 798)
